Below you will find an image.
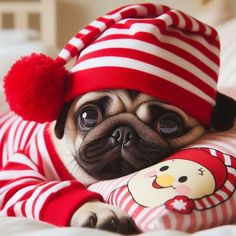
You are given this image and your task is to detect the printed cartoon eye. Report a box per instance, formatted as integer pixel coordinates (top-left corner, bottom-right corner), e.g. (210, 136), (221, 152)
(178, 176), (188, 183)
(198, 168), (205, 176)
(157, 112), (185, 138)
(160, 166), (169, 171)
(78, 105), (103, 130)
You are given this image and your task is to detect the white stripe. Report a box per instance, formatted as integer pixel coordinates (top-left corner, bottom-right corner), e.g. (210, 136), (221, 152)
(225, 197), (233, 223)
(25, 182), (52, 219)
(2, 145), (8, 167)
(121, 195), (132, 209)
(0, 116), (18, 148)
(215, 203), (224, 226)
(189, 15), (200, 31)
(119, 5), (148, 17)
(13, 120), (28, 153)
(180, 215), (191, 231)
(201, 197), (212, 208)
(103, 13), (121, 21)
(110, 187), (119, 205)
(170, 26), (219, 57)
(0, 170), (45, 181)
(80, 28), (90, 35)
(0, 112), (14, 124)
(36, 126), (61, 181)
(0, 178), (38, 195)
(224, 180), (235, 194)
(89, 20), (107, 31)
(71, 56), (215, 105)
(0, 185), (35, 215)
(68, 37), (84, 49)
(80, 38), (217, 89)
(97, 22), (219, 72)
(208, 194), (221, 205)
(205, 207), (213, 227)
(7, 118), (21, 157)
(155, 4), (166, 15)
(140, 207), (165, 230)
(117, 187), (128, 206)
(29, 138), (39, 166)
(209, 148), (217, 157)
(135, 207), (153, 225)
(128, 202), (139, 216)
(19, 122), (35, 150)
(193, 212), (203, 232)
(223, 154), (232, 166)
(158, 12), (173, 25)
(58, 49), (72, 61)
(10, 153), (39, 172)
(34, 181), (71, 219)
(228, 167), (236, 176)
(13, 201), (24, 216)
(173, 10), (186, 28)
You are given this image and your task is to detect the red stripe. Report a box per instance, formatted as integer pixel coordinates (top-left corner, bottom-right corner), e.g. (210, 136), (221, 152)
(123, 198), (135, 212)
(167, 10), (180, 26)
(34, 134), (45, 177)
(77, 47), (216, 98)
(130, 204), (144, 219)
(64, 44), (78, 59)
(67, 67), (214, 127)
(119, 188), (130, 206)
(92, 32), (218, 81)
(107, 20), (219, 65)
(19, 123), (38, 150)
(12, 120), (26, 152)
(31, 182), (57, 219)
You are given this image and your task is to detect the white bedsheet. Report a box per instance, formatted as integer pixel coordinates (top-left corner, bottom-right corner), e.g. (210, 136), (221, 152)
(0, 217), (235, 236)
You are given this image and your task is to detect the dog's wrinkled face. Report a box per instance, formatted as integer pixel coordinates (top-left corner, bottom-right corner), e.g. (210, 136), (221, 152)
(54, 90), (205, 184)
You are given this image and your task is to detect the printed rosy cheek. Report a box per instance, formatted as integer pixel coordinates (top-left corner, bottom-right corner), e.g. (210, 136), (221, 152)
(175, 185), (191, 195)
(144, 170), (157, 178)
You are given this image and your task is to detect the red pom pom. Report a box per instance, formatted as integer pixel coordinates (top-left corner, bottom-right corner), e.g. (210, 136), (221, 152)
(4, 53), (67, 122)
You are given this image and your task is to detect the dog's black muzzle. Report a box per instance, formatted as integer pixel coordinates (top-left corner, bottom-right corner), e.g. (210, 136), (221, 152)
(78, 124), (171, 180)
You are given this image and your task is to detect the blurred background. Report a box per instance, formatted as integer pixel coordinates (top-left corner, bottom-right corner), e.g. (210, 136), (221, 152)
(0, 0), (236, 111)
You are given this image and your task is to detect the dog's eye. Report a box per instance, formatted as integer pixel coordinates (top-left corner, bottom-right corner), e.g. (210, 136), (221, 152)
(78, 106), (102, 130)
(157, 113), (185, 138)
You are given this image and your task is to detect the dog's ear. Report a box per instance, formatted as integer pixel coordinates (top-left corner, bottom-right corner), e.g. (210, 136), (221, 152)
(212, 92), (236, 131)
(54, 100), (74, 139)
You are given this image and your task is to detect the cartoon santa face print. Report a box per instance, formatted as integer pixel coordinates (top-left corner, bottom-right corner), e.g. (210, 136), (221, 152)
(128, 158), (215, 208)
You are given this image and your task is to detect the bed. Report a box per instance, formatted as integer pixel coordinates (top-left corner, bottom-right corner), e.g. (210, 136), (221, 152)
(0, 0), (235, 236)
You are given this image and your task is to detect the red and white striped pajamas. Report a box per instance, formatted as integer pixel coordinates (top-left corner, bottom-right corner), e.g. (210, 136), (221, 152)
(0, 112), (102, 226)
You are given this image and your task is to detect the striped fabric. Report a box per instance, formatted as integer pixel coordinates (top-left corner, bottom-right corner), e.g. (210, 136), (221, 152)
(55, 3), (220, 128)
(0, 112), (102, 226)
(89, 121), (236, 232)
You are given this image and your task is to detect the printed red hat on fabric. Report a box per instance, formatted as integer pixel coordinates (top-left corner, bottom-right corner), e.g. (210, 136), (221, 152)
(4, 3), (220, 125)
(167, 148), (227, 189)
(166, 148), (236, 210)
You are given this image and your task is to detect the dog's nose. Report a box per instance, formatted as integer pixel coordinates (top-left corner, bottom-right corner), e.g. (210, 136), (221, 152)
(112, 126), (138, 145)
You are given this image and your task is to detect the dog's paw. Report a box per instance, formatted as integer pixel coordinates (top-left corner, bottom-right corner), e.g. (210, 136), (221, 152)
(70, 201), (140, 234)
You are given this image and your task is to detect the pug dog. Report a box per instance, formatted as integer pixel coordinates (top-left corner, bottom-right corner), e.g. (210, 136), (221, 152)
(51, 89), (236, 233)
(2, 3), (236, 235)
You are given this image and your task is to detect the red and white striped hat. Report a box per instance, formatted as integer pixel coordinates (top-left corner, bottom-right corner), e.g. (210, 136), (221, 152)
(4, 3), (220, 125)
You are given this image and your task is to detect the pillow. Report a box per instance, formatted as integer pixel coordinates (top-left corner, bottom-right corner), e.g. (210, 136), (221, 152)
(88, 124), (236, 233)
